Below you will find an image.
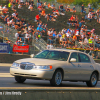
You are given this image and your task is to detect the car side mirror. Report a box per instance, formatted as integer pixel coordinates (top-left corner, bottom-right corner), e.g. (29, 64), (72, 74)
(30, 54), (34, 58)
(70, 58), (76, 62)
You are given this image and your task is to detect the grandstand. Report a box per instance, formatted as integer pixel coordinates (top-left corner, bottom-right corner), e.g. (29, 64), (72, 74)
(0, 0), (100, 58)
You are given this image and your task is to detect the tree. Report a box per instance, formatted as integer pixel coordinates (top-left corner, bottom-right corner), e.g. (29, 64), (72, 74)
(57, 0), (74, 4)
(73, 0), (99, 8)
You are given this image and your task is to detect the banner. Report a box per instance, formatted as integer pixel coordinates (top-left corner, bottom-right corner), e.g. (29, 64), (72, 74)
(0, 43), (10, 53)
(13, 44), (29, 53)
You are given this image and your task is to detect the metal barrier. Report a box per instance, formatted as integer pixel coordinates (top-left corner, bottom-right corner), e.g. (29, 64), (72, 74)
(0, 22), (17, 43)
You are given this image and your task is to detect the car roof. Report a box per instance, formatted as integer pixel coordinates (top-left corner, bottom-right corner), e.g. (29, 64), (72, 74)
(46, 48), (82, 53)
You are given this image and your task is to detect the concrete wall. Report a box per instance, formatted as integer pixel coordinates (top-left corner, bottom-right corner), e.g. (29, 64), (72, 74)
(0, 89), (100, 100)
(0, 54), (100, 63)
(0, 54), (30, 63)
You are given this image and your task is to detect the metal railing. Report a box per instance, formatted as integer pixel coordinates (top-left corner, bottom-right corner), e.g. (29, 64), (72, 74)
(0, 22), (17, 43)
(32, 36), (47, 51)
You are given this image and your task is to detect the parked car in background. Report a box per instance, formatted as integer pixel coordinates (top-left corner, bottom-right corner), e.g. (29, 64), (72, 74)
(10, 49), (100, 87)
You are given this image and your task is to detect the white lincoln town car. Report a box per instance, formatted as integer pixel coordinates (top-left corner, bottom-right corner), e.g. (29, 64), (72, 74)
(10, 49), (100, 87)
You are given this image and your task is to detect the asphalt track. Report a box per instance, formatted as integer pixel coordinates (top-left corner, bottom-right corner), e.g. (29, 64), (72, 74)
(0, 63), (100, 89)
(1, 63), (100, 100)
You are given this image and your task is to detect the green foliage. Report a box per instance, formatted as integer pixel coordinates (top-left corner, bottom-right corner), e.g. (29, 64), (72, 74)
(73, 0), (83, 5)
(73, 0), (99, 8)
(57, 0), (74, 4)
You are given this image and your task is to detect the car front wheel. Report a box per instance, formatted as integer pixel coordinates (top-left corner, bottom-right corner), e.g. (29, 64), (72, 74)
(86, 72), (98, 87)
(50, 70), (62, 86)
(15, 76), (26, 83)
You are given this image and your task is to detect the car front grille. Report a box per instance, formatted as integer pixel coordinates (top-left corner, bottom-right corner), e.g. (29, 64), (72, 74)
(20, 64), (33, 70)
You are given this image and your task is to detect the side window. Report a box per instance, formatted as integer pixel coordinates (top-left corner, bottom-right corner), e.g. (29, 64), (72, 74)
(79, 53), (90, 62)
(70, 52), (78, 62)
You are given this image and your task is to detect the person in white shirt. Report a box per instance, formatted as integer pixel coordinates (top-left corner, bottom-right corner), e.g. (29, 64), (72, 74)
(47, 29), (51, 35)
(88, 12), (92, 21)
(20, 0), (23, 2)
(47, 44), (54, 49)
(15, 32), (19, 39)
(18, 3), (22, 9)
(84, 37), (88, 44)
(12, 12), (16, 18)
(75, 30), (79, 36)
(3, 5), (7, 9)
(66, 31), (71, 38)
(9, 19), (14, 25)
(28, 4), (33, 11)
(25, 32), (30, 41)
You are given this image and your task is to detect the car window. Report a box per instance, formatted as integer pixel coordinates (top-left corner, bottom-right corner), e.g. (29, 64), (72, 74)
(34, 50), (70, 61)
(78, 53), (90, 63)
(70, 52), (78, 62)
(33, 50), (49, 58)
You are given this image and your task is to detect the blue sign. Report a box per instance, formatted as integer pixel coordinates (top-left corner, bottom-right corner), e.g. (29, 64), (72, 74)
(0, 43), (10, 53)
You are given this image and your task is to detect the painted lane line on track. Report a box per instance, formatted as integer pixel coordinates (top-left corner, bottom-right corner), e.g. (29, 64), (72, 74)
(0, 73), (14, 77)
(0, 87), (100, 90)
(0, 63), (12, 67)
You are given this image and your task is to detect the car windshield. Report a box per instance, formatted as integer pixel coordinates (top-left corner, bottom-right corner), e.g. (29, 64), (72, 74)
(34, 50), (69, 61)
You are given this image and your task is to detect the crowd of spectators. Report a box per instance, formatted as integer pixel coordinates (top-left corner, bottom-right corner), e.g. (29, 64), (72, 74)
(0, 0), (100, 58)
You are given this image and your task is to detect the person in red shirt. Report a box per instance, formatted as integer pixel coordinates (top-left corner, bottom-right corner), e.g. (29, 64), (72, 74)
(35, 14), (40, 22)
(16, 0), (19, 3)
(70, 15), (74, 21)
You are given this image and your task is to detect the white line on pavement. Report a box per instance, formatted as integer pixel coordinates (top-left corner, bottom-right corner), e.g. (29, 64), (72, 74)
(0, 73), (14, 77)
(0, 63), (12, 67)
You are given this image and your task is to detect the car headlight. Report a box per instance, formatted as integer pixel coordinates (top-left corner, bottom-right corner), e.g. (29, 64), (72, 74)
(33, 65), (52, 69)
(12, 62), (20, 67)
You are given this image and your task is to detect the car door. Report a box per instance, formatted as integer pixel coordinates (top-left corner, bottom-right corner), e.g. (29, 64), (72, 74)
(64, 52), (81, 80)
(78, 53), (94, 80)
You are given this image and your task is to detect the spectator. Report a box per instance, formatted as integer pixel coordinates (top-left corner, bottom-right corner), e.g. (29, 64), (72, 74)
(20, 0), (24, 5)
(28, 4), (33, 11)
(16, 0), (19, 3)
(72, 6), (76, 13)
(0, 5), (3, 15)
(47, 3), (51, 9)
(65, 5), (70, 12)
(37, 0), (40, 8)
(59, 4), (65, 12)
(81, 4), (84, 14)
(87, 12), (92, 21)
(15, 31), (19, 39)
(44, 2), (48, 9)
(35, 14), (40, 22)
(18, 3), (22, 9)
(47, 43), (54, 49)
(25, 32), (30, 42)
(3, 5), (9, 13)
(31, 0), (35, 7)
(41, 9), (46, 16)
(51, 4), (55, 9)
(22, 41), (26, 46)
(84, 37), (89, 44)
(88, 3), (91, 10)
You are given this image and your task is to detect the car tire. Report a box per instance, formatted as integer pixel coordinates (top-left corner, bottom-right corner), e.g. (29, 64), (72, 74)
(15, 76), (26, 83)
(86, 72), (98, 87)
(50, 70), (62, 86)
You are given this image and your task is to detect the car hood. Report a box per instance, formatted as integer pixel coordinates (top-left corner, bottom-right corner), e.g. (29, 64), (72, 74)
(14, 58), (64, 65)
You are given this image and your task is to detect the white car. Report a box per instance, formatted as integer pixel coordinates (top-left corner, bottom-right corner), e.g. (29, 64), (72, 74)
(10, 49), (100, 87)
